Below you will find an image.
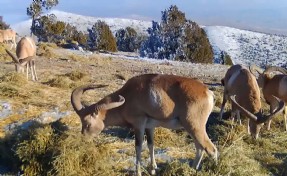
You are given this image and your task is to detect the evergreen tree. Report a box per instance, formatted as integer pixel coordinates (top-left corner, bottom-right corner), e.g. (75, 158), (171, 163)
(140, 21), (163, 58)
(176, 20), (213, 63)
(140, 5), (214, 63)
(115, 27), (138, 52)
(33, 14), (88, 47)
(0, 18), (10, 30)
(220, 51), (233, 65)
(88, 20), (117, 52)
(27, 0), (59, 36)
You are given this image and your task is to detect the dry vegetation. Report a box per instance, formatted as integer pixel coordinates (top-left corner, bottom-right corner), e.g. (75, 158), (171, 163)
(0, 43), (286, 176)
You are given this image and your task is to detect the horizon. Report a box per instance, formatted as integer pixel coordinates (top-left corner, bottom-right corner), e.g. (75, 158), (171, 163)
(1, 0), (287, 35)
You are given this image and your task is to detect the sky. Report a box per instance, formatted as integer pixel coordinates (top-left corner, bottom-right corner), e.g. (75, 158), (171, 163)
(1, 0), (287, 35)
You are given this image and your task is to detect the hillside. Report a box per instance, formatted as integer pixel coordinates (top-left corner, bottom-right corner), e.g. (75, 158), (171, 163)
(11, 10), (287, 67)
(205, 26), (287, 67)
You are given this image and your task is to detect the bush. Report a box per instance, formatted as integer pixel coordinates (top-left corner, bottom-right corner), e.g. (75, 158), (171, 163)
(140, 5), (214, 63)
(88, 20), (117, 52)
(220, 51), (233, 65)
(33, 14), (88, 48)
(115, 27), (138, 52)
(0, 18), (10, 30)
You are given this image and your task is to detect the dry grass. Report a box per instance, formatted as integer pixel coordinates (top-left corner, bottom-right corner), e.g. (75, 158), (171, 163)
(37, 42), (59, 59)
(0, 43), (15, 61)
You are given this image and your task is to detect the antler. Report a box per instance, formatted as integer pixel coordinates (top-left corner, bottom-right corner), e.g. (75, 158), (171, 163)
(249, 64), (263, 75)
(5, 49), (19, 63)
(230, 95), (285, 124)
(264, 66), (287, 74)
(96, 95), (125, 111)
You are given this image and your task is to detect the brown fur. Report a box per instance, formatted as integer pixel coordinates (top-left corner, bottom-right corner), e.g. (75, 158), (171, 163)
(0, 29), (16, 48)
(71, 74), (218, 176)
(219, 64), (284, 139)
(257, 69), (287, 131)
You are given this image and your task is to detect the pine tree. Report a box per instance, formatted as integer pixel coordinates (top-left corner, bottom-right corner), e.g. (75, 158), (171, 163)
(88, 20), (117, 52)
(0, 18), (10, 30)
(116, 27), (138, 52)
(140, 5), (214, 63)
(27, 0), (59, 36)
(139, 21), (163, 58)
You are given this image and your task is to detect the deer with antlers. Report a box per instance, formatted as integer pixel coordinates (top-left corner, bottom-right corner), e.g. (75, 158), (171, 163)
(5, 36), (38, 81)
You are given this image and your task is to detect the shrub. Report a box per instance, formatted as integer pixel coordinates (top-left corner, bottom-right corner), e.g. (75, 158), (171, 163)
(115, 27), (138, 52)
(140, 5), (214, 63)
(0, 18), (10, 30)
(88, 20), (117, 52)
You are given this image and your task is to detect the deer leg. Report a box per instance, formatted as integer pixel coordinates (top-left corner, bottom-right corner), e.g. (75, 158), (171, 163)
(29, 62), (35, 81)
(26, 63), (29, 80)
(33, 61), (38, 81)
(284, 106), (287, 131)
(145, 128), (157, 175)
(267, 98), (278, 130)
(134, 127), (145, 176)
(219, 94), (227, 120)
(192, 140), (205, 170)
(247, 119), (250, 134)
(236, 110), (241, 125)
(181, 118), (218, 170)
(30, 61), (37, 81)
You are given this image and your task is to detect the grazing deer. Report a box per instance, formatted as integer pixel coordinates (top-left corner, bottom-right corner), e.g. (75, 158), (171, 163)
(5, 36), (38, 81)
(71, 74), (218, 176)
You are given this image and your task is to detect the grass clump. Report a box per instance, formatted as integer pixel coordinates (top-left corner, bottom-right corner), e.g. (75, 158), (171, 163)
(159, 160), (196, 176)
(37, 42), (58, 58)
(0, 85), (20, 98)
(44, 70), (89, 89)
(45, 75), (74, 89)
(0, 72), (28, 86)
(0, 43), (13, 61)
(64, 70), (87, 81)
(51, 132), (118, 176)
(1, 120), (119, 176)
(16, 125), (57, 175)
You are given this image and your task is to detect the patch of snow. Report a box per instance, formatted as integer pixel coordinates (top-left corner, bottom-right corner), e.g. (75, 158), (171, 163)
(204, 26), (287, 67)
(0, 101), (12, 119)
(12, 10), (152, 37)
(4, 107), (71, 132)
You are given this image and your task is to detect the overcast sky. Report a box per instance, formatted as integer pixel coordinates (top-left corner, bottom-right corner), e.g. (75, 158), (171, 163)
(1, 0), (287, 35)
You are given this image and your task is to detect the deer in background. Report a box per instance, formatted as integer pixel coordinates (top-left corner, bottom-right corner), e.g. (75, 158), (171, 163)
(250, 64), (287, 131)
(0, 29), (17, 49)
(219, 64), (284, 139)
(5, 36), (38, 81)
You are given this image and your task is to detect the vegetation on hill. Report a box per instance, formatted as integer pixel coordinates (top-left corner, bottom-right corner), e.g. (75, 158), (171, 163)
(115, 27), (143, 52)
(33, 14), (88, 48)
(140, 5), (214, 63)
(0, 18), (10, 30)
(88, 20), (117, 52)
